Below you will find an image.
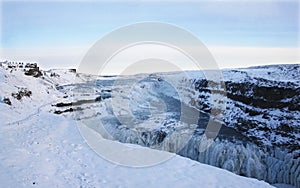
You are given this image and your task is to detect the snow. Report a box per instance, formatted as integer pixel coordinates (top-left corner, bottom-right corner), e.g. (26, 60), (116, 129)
(0, 112), (273, 187)
(222, 64), (300, 85)
(0, 63), (275, 187)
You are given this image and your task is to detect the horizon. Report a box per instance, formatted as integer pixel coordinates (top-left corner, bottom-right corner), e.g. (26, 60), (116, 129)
(1, 60), (298, 76)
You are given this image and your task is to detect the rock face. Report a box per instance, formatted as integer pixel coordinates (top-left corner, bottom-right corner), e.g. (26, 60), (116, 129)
(224, 80), (299, 149)
(187, 64), (300, 186)
(191, 69), (300, 151)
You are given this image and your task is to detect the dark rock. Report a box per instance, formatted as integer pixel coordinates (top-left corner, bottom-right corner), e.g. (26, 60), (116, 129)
(3, 97), (11, 105)
(25, 67), (42, 78)
(11, 88), (32, 100)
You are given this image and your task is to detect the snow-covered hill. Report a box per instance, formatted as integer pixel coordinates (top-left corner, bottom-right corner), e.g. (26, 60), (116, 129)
(0, 62), (298, 187)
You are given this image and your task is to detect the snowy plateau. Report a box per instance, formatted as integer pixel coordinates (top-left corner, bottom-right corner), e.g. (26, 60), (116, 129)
(0, 61), (299, 188)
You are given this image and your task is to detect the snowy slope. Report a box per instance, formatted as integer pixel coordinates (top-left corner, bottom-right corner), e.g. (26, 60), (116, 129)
(0, 64), (275, 187)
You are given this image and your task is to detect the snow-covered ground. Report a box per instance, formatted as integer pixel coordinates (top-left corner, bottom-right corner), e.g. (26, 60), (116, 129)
(0, 105), (275, 187)
(1, 62), (298, 187)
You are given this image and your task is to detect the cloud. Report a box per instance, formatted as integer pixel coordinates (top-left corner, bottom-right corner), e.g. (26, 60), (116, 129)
(1, 45), (299, 73)
(0, 46), (88, 69)
(208, 46), (300, 69)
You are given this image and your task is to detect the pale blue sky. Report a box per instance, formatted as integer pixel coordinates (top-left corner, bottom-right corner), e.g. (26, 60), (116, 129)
(0, 0), (299, 69)
(2, 1), (299, 48)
